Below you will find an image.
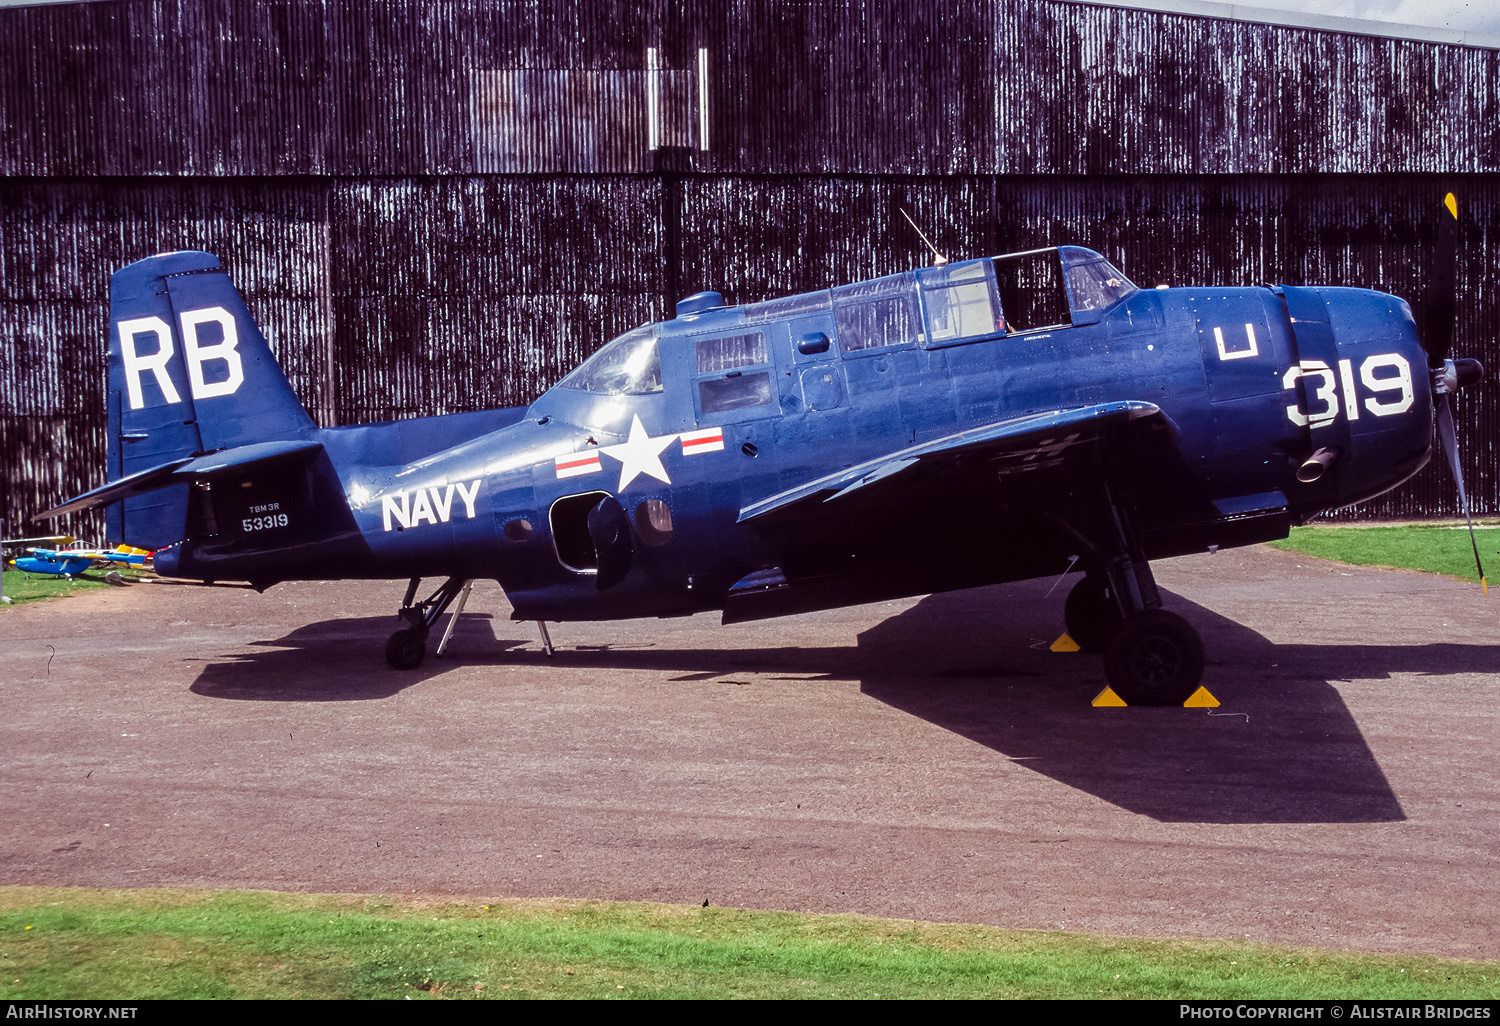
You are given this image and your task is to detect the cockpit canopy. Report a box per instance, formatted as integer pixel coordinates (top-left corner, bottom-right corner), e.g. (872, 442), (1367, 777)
(555, 246), (1136, 398)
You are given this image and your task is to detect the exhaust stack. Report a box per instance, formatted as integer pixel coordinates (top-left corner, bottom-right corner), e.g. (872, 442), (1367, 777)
(1297, 447), (1340, 484)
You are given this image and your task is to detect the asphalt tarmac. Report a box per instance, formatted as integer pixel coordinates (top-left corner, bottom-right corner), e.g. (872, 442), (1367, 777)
(2, 544), (1497, 958)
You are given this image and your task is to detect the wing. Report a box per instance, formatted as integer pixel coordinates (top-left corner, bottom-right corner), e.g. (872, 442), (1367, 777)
(738, 400), (1176, 529)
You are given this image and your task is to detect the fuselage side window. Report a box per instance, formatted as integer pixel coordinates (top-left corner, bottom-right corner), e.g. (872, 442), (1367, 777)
(699, 373), (773, 414)
(695, 332), (767, 374)
(993, 251), (1072, 334)
(694, 330), (774, 415)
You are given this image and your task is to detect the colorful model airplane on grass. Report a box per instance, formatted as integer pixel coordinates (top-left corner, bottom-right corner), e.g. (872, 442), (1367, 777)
(4, 544), (151, 578)
(34, 198), (1485, 704)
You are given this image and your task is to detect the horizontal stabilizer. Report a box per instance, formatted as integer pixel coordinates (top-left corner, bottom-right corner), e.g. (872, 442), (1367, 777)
(178, 439), (323, 475)
(34, 440), (323, 521)
(34, 458), (195, 520)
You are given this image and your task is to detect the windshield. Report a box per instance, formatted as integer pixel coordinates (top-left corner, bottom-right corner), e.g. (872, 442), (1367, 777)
(1066, 258), (1138, 312)
(557, 324), (663, 395)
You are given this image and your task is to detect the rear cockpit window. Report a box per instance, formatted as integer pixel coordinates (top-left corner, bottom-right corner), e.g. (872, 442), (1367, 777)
(557, 324), (663, 395)
(836, 299), (919, 351)
(1066, 259), (1138, 312)
(833, 274), (921, 352)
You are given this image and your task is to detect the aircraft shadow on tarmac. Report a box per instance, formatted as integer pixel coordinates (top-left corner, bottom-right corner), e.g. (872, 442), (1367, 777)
(188, 578), (1500, 825)
(189, 614), (524, 701)
(850, 582), (1483, 826)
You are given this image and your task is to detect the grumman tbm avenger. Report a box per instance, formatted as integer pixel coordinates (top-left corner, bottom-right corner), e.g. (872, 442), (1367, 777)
(35, 198), (1486, 705)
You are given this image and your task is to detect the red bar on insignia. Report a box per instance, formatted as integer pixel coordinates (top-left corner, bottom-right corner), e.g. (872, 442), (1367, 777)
(555, 451), (602, 478)
(680, 427), (724, 455)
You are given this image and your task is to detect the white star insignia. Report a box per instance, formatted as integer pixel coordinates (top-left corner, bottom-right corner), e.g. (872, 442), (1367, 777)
(600, 415), (678, 490)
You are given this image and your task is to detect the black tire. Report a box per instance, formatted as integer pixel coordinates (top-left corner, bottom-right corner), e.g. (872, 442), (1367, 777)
(385, 628), (427, 670)
(1103, 610), (1204, 706)
(1064, 574), (1123, 652)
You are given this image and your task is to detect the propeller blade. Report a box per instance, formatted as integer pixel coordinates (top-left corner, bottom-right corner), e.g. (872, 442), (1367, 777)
(1435, 392), (1488, 594)
(1420, 193), (1459, 368)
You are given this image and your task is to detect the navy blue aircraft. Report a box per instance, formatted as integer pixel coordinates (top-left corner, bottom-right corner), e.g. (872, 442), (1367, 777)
(36, 203), (1485, 704)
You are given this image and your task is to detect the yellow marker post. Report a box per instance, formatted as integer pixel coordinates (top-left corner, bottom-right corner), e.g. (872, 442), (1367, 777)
(1183, 686), (1220, 708)
(1092, 686), (1127, 707)
(1050, 632), (1081, 653)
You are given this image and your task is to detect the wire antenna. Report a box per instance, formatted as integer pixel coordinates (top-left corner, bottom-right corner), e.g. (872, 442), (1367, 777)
(899, 208), (948, 267)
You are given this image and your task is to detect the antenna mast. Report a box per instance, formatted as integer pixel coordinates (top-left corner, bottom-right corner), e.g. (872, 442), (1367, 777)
(900, 208), (948, 267)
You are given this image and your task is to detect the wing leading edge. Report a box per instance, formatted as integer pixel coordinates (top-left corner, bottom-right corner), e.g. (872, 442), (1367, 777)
(737, 401), (1175, 528)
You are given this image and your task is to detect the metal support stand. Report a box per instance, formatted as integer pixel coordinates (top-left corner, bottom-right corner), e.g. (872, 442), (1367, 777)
(434, 580), (474, 657)
(536, 621), (555, 658)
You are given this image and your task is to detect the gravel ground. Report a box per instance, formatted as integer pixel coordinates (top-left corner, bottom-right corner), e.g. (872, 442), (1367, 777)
(2, 544), (1496, 957)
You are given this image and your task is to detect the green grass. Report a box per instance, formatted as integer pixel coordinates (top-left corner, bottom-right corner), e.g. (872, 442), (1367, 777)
(1267, 522), (1500, 584)
(0, 566), (157, 606)
(0, 887), (1494, 1000)
(0, 567), (118, 606)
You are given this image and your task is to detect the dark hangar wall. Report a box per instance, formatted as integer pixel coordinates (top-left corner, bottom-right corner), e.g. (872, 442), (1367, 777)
(2, 0), (1498, 541)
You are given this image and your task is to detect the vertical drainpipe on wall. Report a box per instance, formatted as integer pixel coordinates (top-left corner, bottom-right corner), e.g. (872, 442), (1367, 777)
(648, 46), (679, 314)
(698, 47), (709, 151)
(646, 46), (660, 152)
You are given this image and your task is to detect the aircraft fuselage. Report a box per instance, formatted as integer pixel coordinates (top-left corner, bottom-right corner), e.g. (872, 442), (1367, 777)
(160, 248), (1430, 624)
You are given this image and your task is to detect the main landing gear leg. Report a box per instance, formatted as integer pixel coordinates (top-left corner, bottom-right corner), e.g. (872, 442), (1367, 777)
(386, 576), (470, 670)
(1051, 485), (1204, 705)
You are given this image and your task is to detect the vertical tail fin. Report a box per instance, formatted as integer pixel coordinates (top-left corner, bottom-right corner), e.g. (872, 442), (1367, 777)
(107, 251), (315, 547)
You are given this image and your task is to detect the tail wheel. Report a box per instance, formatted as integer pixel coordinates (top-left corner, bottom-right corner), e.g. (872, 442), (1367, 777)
(1064, 574), (1123, 652)
(385, 628), (427, 670)
(1103, 610), (1204, 706)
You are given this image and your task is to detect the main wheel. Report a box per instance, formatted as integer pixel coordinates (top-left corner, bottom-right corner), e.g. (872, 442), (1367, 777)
(1102, 610), (1204, 706)
(1064, 574), (1123, 652)
(385, 628), (427, 670)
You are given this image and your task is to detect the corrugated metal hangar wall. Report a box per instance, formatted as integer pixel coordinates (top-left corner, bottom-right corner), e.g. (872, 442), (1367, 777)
(2, 0), (1499, 540)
